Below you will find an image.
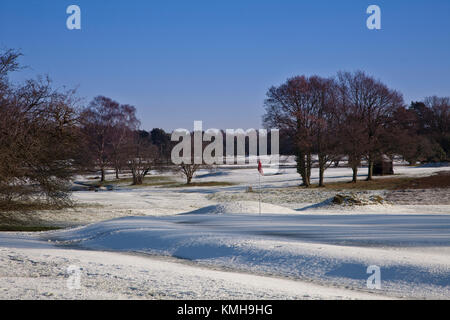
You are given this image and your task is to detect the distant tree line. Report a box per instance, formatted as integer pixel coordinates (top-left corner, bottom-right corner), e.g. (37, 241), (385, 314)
(263, 72), (450, 187)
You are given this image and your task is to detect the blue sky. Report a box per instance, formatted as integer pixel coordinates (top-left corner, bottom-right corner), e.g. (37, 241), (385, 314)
(1, 0), (449, 131)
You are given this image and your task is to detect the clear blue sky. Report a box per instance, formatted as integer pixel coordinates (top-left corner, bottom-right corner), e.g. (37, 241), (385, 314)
(1, 0), (449, 131)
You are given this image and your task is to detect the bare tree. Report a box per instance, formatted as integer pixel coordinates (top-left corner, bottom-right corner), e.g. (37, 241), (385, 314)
(263, 76), (314, 186)
(80, 97), (140, 182)
(170, 131), (210, 185)
(309, 76), (341, 187)
(0, 49), (80, 208)
(178, 163), (201, 185)
(110, 104), (139, 179)
(263, 75), (340, 187)
(126, 131), (159, 185)
(337, 71), (404, 181)
(336, 73), (367, 182)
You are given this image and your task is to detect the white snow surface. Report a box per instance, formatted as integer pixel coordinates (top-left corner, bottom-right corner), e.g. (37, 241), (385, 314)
(1, 212), (446, 299)
(0, 246), (388, 300)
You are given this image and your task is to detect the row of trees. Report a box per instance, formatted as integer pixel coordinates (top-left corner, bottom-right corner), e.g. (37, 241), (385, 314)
(79, 96), (163, 185)
(1, 48), (449, 206)
(263, 71), (450, 187)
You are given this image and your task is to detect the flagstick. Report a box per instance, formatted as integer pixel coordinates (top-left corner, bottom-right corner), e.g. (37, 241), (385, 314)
(259, 172), (261, 215)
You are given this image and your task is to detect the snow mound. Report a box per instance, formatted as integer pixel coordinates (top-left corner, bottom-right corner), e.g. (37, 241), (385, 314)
(183, 201), (297, 215)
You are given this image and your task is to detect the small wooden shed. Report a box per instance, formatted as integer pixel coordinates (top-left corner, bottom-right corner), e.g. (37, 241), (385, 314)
(373, 155), (394, 176)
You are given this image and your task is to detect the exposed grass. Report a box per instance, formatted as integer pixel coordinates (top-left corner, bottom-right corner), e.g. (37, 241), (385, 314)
(297, 171), (450, 191)
(316, 177), (416, 191)
(0, 202), (103, 232)
(396, 171), (450, 189)
(0, 225), (62, 232)
(0, 200), (72, 213)
(87, 175), (176, 187)
(166, 181), (237, 188)
(127, 181), (176, 188)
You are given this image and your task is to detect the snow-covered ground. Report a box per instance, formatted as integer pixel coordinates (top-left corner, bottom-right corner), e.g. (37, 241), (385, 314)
(1, 213), (449, 299)
(1, 164), (449, 299)
(64, 164), (450, 221)
(0, 245), (389, 300)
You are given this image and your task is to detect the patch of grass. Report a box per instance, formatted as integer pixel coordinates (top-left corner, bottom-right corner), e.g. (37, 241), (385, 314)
(396, 171), (450, 189)
(87, 175), (176, 187)
(166, 181), (237, 188)
(0, 225), (62, 232)
(296, 171), (450, 191)
(128, 181), (176, 188)
(317, 178), (415, 191)
(0, 201), (71, 212)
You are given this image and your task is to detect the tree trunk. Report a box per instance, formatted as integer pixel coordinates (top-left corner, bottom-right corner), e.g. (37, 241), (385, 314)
(319, 166), (325, 187)
(306, 153), (312, 187)
(367, 157), (374, 181)
(296, 151), (310, 187)
(132, 172), (143, 185)
(115, 167), (119, 180)
(100, 168), (105, 182)
(352, 165), (358, 183)
(318, 155), (325, 187)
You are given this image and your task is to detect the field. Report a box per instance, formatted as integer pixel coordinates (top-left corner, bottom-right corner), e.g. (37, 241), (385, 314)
(0, 163), (449, 299)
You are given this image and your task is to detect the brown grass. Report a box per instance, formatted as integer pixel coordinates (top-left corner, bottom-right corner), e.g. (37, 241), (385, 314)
(304, 171), (450, 191)
(88, 176), (176, 187)
(394, 171), (450, 189)
(167, 181), (236, 188)
(0, 225), (62, 232)
(0, 200), (71, 212)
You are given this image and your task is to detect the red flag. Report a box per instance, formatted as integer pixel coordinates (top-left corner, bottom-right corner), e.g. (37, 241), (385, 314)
(257, 160), (264, 176)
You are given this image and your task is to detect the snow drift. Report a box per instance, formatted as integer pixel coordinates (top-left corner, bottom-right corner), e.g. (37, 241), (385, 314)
(182, 201), (297, 215)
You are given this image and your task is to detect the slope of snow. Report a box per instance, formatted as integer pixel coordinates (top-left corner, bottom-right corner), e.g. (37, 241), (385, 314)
(0, 246), (388, 300)
(183, 201), (298, 215)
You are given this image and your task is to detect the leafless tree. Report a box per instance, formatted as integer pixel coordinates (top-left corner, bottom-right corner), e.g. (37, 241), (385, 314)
(337, 71), (404, 181)
(110, 104), (139, 179)
(80, 97), (139, 182)
(335, 74), (367, 182)
(170, 132), (211, 185)
(309, 76), (341, 187)
(178, 163), (201, 185)
(126, 131), (159, 185)
(0, 49), (80, 208)
(263, 76), (314, 186)
(263, 75), (340, 187)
